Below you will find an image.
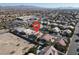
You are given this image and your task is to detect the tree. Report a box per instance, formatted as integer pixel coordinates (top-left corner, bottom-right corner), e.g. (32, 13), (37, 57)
(28, 46), (38, 54)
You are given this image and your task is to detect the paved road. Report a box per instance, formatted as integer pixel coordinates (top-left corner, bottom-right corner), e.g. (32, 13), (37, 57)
(67, 22), (79, 55)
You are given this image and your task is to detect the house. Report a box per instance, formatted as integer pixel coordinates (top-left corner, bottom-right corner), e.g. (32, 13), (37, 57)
(13, 27), (26, 33)
(17, 16), (33, 21)
(23, 29), (35, 35)
(57, 39), (66, 46)
(58, 24), (64, 30)
(41, 34), (55, 43)
(70, 22), (75, 26)
(27, 19), (34, 25)
(39, 46), (58, 55)
(34, 31), (43, 38)
(51, 23), (58, 27)
(62, 37), (69, 44)
(67, 25), (74, 30)
(40, 24), (43, 29)
(52, 27), (60, 33)
(13, 27), (35, 35)
(55, 35), (66, 46)
(61, 29), (72, 37)
(38, 46), (59, 55)
(48, 21), (50, 25)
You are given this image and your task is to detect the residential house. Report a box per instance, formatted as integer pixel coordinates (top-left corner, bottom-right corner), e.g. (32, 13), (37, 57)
(13, 27), (35, 35)
(57, 39), (66, 46)
(34, 31), (43, 38)
(61, 29), (72, 37)
(38, 46), (64, 55)
(23, 29), (35, 35)
(41, 34), (55, 43)
(52, 27), (60, 34)
(55, 35), (66, 46)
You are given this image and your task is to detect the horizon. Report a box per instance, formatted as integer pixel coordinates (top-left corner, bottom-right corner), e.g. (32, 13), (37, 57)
(0, 3), (79, 8)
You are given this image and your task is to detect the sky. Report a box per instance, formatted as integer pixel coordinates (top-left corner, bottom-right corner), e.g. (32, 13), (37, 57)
(0, 3), (79, 8)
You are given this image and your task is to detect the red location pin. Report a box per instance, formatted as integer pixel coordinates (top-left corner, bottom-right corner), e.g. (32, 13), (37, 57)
(32, 20), (40, 32)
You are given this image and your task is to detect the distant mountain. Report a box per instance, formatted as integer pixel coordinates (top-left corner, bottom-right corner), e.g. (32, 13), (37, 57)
(0, 5), (48, 10)
(0, 5), (79, 10)
(54, 7), (79, 9)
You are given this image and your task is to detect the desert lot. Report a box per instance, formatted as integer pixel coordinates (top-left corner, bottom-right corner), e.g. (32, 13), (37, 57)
(0, 33), (34, 55)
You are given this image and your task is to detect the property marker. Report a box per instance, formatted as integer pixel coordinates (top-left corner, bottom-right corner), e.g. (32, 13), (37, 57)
(32, 20), (40, 32)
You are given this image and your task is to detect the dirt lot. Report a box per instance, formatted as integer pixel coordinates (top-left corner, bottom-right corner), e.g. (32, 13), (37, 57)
(0, 33), (34, 55)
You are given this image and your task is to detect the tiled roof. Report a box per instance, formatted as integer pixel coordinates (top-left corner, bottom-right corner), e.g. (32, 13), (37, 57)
(39, 46), (58, 55)
(41, 34), (55, 41)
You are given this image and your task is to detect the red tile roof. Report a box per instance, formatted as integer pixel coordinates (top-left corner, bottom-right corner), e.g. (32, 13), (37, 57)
(58, 39), (66, 46)
(41, 34), (55, 41)
(40, 46), (58, 55)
